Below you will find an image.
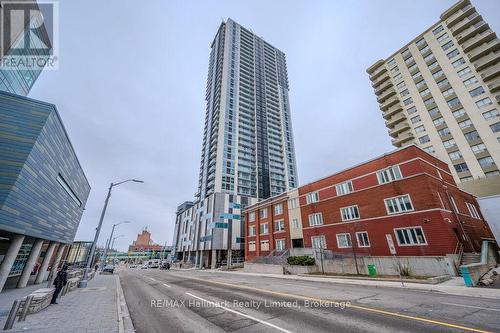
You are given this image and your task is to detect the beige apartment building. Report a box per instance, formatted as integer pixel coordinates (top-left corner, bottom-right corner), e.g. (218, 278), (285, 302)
(367, 0), (500, 198)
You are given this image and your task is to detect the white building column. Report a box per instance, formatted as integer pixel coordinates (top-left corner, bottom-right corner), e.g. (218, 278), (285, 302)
(0, 235), (25, 292)
(46, 244), (66, 287)
(35, 242), (57, 284)
(199, 251), (204, 268)
(194, 251), (199, 268)
(17, 239), (44, 288)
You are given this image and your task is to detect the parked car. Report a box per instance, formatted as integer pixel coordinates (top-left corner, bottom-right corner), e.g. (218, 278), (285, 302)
(129, 264), (137, 268)
(141, 264), (148, 269)
(103, 265), (114, 274)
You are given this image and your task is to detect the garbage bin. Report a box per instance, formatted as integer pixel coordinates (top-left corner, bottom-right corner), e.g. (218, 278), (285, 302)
(367, 264), (377, 277)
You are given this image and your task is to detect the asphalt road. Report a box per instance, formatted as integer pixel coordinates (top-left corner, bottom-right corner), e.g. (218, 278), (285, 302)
(119, 268), (500, 333)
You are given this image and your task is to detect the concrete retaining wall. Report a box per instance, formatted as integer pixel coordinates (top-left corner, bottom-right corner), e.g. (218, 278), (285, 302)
(318, 256), (455, 277)
(244, 263), (284, 275)
(284, 265), (318, 275)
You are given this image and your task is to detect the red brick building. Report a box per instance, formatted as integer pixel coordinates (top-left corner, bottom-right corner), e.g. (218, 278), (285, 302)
(244, 145), (494, 261)
(128, 229), (163, 253)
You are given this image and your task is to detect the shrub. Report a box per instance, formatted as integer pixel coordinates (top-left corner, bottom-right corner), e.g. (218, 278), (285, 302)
(395, 262), (412, 277)
(287, 256), (315, 266)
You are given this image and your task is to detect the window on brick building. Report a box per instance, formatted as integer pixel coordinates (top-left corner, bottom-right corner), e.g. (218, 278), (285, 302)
(260, 208), (268, 219)
(356, 232), (370, 247)
(466, 202), (481, 219)
(335, 181), (353, 196)
(274, 203), (283, 215)
(274, 220), (285, 232)
(377, 165), (402, 184)
(248, 241), (256, 252)
(276, 239), (285, 251)
(308, 213), (323, 226)
(336, 233), (352, 248)
(306, 191), (319, 204)
(385, 194), (414, 214)
(340, 205), (360, 221)
(248, 225), (256, 236)
(311, 235), (326, 249)
(260, 223), (268, 234)
(260, 240), (269, 251)
(395, 227), (427, 245)
(449, 195), (459, 213)
(248, 211), (255, 222)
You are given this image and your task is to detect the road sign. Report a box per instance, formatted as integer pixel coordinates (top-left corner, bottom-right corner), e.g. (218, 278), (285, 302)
(386, 234), (397, 255)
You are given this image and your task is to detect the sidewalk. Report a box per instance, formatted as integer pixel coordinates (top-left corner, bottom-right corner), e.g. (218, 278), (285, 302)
(0, 274), (128, 332)
(207, 269), (500, 300)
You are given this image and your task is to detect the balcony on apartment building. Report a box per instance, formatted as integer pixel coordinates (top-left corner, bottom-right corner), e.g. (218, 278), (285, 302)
(382, 102), (403, 120)
(369, 64), (388, 81)
(377, 87), (396, 103)
(468, 39), (500, 62)
(480, 63), (500, 82)
(388, 121), (411, 138)
(391, 131), (415, 147)
(457, 20), (489, 44)
(488, 77), (500, 93)
(374, 79), (393, 96)
(460, 29), (496, 53)
(371, 70), (390, 88)
(380, 94), (400, 111)
(449, 12), (482, 36)
(474, 51), (500, 71)
(444, 2), (474, 28)
(386, 112), (407, 128)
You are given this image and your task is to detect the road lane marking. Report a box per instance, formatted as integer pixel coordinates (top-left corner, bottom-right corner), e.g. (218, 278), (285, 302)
(185, 292), (292, 333)
(442, 303), (500, 312)
(162, 283), (171, 288)
(173, 274), (491, 333)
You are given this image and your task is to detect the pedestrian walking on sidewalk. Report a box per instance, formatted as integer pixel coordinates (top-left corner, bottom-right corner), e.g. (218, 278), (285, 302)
(51, 264), (68, 304)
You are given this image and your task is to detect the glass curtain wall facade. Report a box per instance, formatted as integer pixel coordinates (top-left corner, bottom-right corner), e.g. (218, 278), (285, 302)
(0, 6), (51, 96)
(197, 19), (298, 200)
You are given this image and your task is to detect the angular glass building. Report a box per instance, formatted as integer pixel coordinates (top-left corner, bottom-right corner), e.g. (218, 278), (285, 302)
(0, 91), (90, 291)
(0, 2), (52, 96)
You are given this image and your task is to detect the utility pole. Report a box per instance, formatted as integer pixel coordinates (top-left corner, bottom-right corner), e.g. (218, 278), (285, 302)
(79, 179), (143, 288)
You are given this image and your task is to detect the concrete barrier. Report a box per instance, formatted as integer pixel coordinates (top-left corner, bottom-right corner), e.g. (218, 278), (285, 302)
(17, 288), (54, 315)
(244, 262), (284, 275)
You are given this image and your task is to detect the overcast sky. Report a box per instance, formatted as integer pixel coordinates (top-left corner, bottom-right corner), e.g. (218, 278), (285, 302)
(29, 0), (500, 251)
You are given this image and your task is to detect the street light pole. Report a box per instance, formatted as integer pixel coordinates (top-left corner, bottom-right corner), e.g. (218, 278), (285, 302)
(109, 235), (124, 264)
(79, 179), (143, 288)
(102, 221), (131, 269)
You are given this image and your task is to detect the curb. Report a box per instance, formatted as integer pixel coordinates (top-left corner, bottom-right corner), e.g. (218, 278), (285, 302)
(115, 274), (135, 333)
(203, 269), (500, 300)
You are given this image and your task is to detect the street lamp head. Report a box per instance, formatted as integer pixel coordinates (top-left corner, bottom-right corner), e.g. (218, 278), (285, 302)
(115, 220), (132, 226)
(132, 179), (144, 183)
